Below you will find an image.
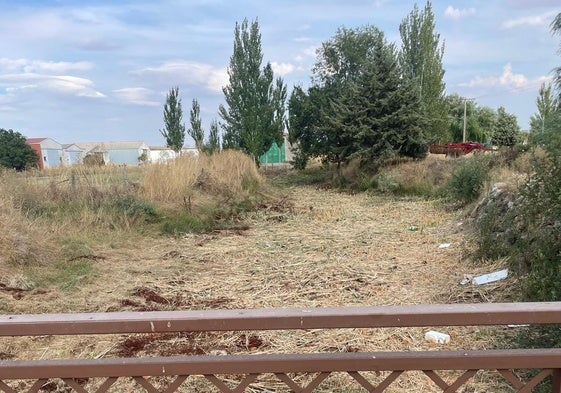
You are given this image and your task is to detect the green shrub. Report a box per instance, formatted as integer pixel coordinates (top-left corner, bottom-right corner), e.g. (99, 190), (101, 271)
(373, 172), (400, 193)
(444, 157), (490, 205)
(160, 211), (212, 235)
(108, 195), (159, 224)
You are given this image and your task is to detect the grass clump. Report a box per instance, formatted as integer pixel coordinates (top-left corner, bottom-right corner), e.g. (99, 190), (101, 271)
(160, 211), (212, 235)
(32, 259), (96, 291)
(108, 195), (159, 225)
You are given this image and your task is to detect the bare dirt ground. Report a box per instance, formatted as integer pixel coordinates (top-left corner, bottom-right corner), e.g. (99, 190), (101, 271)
(0, 183), (516, 392)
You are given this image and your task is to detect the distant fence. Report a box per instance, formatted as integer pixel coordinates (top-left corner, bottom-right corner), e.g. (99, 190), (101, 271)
(1, 302), (561, 392)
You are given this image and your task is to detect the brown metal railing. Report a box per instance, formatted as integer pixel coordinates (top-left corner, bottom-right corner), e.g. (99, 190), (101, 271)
(1, 302), (561, 392)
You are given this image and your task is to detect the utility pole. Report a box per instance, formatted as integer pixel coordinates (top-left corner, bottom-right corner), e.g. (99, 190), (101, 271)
(462, 99), (467, 143)
(462, 98), (474, 142)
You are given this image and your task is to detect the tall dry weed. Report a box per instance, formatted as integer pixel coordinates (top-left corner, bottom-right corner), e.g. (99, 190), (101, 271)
(0, 174), (52, 267)
(379, 155), (455, 196)
(141, 150), (262, 203)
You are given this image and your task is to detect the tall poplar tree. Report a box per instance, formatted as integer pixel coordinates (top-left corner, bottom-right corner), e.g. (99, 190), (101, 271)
(219, 18), (286, 164)
(399, 1), (448, 143)
(188, 98), (204, 152)
(552, 12), (561, 98)
(206, 120), (221, 154)
(160, 87), (185, 153)
(530, 83), (558, 135)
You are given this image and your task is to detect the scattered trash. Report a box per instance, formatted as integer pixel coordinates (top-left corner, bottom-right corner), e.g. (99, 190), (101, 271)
(209, 349), (228, 356)
(459, 274), (473, 285)
(438, 243), (451, 249)
(472, 269), (508, 285)
(425, 330), (451, 344)
(408, 226), (418, 231)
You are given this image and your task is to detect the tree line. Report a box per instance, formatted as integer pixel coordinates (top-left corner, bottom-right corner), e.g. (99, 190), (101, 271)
(1, 2), (556, 171)
(160, 2), (527, 170)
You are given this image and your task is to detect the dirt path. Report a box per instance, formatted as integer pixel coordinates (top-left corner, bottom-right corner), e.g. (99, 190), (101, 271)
(0, 184), (514, 391)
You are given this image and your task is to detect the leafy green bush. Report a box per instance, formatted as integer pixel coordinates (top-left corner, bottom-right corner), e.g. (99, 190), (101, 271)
(473, 110), (561, 360)
(444, 156), (490, 205)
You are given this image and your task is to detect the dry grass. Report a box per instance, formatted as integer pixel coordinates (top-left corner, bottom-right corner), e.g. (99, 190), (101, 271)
(0, 177), (520, 392)
(0, 174), (54, 269)
(142, 150), (263, 204)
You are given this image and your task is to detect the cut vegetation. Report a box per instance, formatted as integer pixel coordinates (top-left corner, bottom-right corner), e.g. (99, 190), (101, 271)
(0, 149), (533, 392)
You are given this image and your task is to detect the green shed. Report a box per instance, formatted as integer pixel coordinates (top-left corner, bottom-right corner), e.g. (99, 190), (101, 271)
(259, 141), (286, 164)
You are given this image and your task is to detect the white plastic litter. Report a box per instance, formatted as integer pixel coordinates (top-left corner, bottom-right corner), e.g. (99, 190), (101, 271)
(472, 269), (508, 285)
(425, 330), (451, 344)
(459, 274), (473, 285)
(438, 243), (451, 249)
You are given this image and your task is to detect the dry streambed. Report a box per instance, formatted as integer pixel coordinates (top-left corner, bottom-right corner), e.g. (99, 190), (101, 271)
(0, 185), (516, 392)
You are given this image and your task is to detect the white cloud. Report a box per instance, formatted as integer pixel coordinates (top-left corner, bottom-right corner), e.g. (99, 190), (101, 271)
(0, 58), (94, 73)
(302, 46), (319, 58)
(501, 10), (558, 29)
(460, 63), (551, 91)
(0, 73), (105, 98)
(132, 61), (228, 93)
(373, 0), (389, 8)
(444, 6), (476, 20)
(271, 62), (295, 76)
(113, 87), (159, 106)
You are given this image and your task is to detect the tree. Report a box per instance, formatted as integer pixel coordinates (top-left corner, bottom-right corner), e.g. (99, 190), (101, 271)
(530, 83), (558, 136)
(289, 26), (427, 169)
(206, 120), (221, 154)
(446, 95), (492, 143)
(160, 87), (185, 153)
(219, 18), (286, 164)
(188, 99), (204, 152)
(313, 25), (384, 86)
(492, 106), (520, 147)
(287, 85), (322, 169)
(327, 32), (427, 167)
(552, 12), (561, 98)
(399, 1), (448, 143)
(0, 129), (38, 171)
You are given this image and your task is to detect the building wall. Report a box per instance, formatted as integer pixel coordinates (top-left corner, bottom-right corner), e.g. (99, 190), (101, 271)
(107, 148), (144, 165)
(67, 151), (83, 165)
(43, 148), (62, 168)
(149, 149), (177, 163)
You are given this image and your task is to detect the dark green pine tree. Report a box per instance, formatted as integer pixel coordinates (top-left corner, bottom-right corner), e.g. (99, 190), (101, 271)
(219, 18), (286, 164)
(327, 32), (427, 167)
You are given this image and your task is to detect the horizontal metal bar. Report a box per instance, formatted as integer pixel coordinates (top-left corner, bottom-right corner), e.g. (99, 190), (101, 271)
(1, 302), (561, 336)
(2, 349), (561, 379)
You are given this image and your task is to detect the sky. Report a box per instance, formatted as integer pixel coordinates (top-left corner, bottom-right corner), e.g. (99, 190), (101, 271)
(0, 0), (559, 147)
